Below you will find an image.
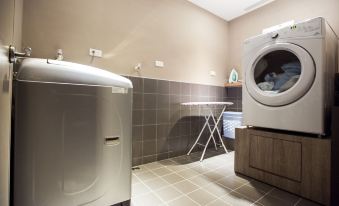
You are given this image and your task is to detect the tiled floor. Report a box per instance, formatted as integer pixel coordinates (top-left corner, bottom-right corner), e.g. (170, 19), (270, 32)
(131, 150), (321, 206)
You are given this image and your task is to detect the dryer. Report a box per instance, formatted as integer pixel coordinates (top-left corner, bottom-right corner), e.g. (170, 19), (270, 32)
(12, 59), (133, 206)
(243, 17), (338, 135)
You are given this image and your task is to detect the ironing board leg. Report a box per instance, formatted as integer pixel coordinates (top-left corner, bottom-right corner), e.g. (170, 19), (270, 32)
(187, 114), (210, 155)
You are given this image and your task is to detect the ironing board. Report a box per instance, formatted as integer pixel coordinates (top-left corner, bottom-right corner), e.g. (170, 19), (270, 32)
(181, 102), (234, 161)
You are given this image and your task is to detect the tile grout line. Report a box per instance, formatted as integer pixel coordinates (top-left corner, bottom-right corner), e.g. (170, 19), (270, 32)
(293, 197), (302, 206)
(157, 155), (236, 205)
(132, 170), (170, 206)
(134, 154), (233, 205)
(250, 187), (275, 205)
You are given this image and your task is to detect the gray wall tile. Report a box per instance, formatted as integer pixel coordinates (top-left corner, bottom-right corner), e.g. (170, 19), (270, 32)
(130, 76), (241, 166)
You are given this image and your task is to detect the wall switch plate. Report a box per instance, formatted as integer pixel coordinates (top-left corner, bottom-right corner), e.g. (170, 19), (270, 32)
(209, 70), (216, 77)
(89, 48), (102, 58)
(155, 60), (164, 68)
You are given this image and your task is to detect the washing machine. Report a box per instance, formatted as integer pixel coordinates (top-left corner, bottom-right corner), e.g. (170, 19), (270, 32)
(12, 58), (133, 206)
(243, 17), (338, 135)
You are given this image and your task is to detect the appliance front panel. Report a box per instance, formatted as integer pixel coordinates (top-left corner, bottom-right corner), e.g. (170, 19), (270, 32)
(13, 82), (132, 206)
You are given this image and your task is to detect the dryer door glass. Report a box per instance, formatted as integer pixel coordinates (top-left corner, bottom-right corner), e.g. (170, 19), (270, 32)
(254, 50), (301, 94)
(245, 43), (315, 106)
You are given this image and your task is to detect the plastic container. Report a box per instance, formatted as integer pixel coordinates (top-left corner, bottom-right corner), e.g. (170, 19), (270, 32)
(223, 112), (243, 139)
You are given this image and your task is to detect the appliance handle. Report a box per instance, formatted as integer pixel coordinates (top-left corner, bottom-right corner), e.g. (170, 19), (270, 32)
(104, 136), (120, 146)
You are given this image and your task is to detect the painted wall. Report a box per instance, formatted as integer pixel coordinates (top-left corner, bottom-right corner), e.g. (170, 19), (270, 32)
(22, 0), (229, 86)
(228, 0), (339, 78)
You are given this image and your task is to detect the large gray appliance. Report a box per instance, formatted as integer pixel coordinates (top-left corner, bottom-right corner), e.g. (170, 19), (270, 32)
(13, 58), (133, 206)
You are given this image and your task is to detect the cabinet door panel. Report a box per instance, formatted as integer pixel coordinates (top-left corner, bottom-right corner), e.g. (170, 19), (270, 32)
(272, 139), (302, 182)
(249, 135), (273, 172)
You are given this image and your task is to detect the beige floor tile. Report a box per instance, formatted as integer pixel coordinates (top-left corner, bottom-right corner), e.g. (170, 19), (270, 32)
(269, 188), (300, 204)
(158, 159), (177, 166)
(131, 151), (318, 206)
(143, 177), (170, 191)
(192, 164), (212, 173)
(235, 184), (266, 202)
(151, 167), (173, 176)
(168, 195), (199, 206)
(166, 164), (190, 172)
(202, 182), (232, 197)
(132, 165), (150, 174)
(162, 173), (185, 184)
(135, 171), (158, 182)
(155, 186), (183, 202)
(132, 193), (164, 206)
(132, 174), (141, 185)
(202, 170), (227, 181)
(258, 194), (295, 206)
(207, 199), (232, 206)
(132, 183), (151, 197)
(187, 188), (219, 205)
(173, 180), (200, 194)
(190, 175), (214, 187)
(246, 180), (273, 193)
(221, 192), (254, 206)
(228, 174), (253, 184)
(217, 176), (246, 190)
(176, 168), (200, 179)
(143, 162), (164, 170)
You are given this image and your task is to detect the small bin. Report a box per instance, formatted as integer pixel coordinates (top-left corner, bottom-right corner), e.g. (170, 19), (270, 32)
(223, 112), (243, 139)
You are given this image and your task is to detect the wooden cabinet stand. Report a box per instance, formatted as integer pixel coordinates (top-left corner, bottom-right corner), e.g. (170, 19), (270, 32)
(235, 127), (331, 205)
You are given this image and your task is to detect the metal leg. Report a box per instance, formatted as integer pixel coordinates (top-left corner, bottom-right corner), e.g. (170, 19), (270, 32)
(205, 113), (218, 151)
(187, 114), (211, 155)
(200, 133), (213, 162)
(213, 106), (228, 154)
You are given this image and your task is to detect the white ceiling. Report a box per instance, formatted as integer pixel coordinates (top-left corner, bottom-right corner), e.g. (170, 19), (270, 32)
(188, 0), (276, 21)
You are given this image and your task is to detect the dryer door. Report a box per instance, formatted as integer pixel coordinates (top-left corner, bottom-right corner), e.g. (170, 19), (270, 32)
(245, 43), (315, 106)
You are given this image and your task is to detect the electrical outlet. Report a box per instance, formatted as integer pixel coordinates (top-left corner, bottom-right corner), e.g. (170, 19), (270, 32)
(89, 48), (102, 58)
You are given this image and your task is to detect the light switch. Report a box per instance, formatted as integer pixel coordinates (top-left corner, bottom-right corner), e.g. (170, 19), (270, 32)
(209, 70), (216, 77)
(155, 60), (165, 68)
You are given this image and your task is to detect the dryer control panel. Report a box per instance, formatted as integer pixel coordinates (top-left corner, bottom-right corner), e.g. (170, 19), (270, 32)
(275, 17), (324, 39)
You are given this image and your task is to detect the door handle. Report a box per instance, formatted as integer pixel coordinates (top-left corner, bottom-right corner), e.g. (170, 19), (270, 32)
(9, 45), (32, 63)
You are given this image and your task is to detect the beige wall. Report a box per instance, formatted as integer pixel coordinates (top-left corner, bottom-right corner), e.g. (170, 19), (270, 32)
(228, 0), (339, 78)
(22, 0), (229, 86)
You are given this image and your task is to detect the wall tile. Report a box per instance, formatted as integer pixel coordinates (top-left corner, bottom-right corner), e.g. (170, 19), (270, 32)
(143, 110), (157, 125)
(156, 124), (170, 139)
(144, 78), (157, 94)
(132, 110), (143, 126)
(157, 109), (170, 124)
(133, 93), (143, 110)
(132, 126), (143, 141)
(144, 94), (157, 109)
(130, 76), (241, 166)
(157, 94), (170, 109)
(156, 138), (168, 154)
(157, 80), (170, 94)
(170, 81), (181, 95)
(130, 76), (143, 93)
(143, 140), (156, 156)
(181, 83), (191, 96)
(143, 125), (157, 140)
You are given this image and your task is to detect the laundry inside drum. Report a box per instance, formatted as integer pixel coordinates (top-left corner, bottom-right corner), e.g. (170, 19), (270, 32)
(254, 50), (301, 94)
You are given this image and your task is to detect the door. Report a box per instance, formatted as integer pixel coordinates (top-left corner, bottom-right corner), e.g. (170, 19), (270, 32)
(0, 0), (15, 206)
(245, 43), (315, 106)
